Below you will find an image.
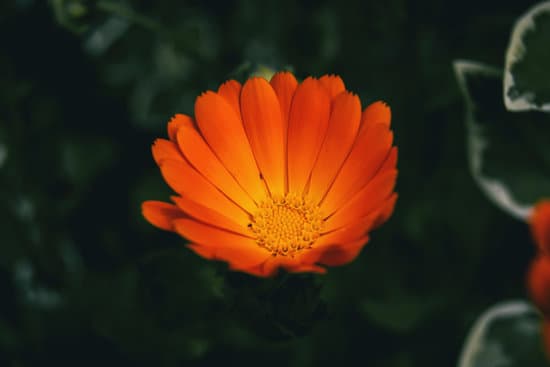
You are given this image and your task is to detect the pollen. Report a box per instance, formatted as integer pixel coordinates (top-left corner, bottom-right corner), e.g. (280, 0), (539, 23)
(249, 193), (324, 257)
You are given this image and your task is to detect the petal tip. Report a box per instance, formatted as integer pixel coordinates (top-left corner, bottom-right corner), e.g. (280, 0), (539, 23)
(270, 70), (296, 79)
(142, 200), (183, 231)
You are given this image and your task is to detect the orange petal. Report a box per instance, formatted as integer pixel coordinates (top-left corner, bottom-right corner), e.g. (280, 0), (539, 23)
(217, 80), (242, 119)
(171, 195), (251, 236)
(176, 124), (257, 213)
(530, 200), (550, 253)
(174, 219), (268, 268)
(159, 159), (251, 225)
(241, 77), (286, 196)
(316, 236), (369, 266)
(230, 262), (271, 277)
(266, 258), (327, 276)
(152, 139), (183, 165)
(168, 114), (194, 142)
(235, 258), (284, 278)
(187, 243), (216, 260)
(286, 263), (327, 274)
(379, 146), (398, 172)
(259, 256), (302, 277)
(528, 255), (550, 317)
(372, 193), (398, 229)
(308, 91), (361, 203)
(188, 242), (268, 275)
(318, 217), (372, 246)
(287, 77), (331, 194)
(319, 74), (346, 99)
(244, 256), (327, 277)
(270, 71), (298, 124)
(324, 169), (397, 232)
(142, 201), (185, 231)
(300, 217), (372, 264)
(321, 123), (393, 215)
(359, 101), (391, 133)
(194, 91), (266, 203)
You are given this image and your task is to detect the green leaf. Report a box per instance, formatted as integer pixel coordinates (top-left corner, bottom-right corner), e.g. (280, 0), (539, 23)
(504, 1), (550, 112)
(361, 290), (444, 333)
(50, 0), (90, 34)
(60, 136), (117, 186)
(458, 300), (547, 367)
(453, 60), (550, 221)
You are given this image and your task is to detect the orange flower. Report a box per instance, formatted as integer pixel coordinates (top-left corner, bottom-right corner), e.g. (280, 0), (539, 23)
(527, 201), (550, 359)
(528, 255), (550, 317)
(142, 72), (398, 277)
(531, 200), (550, 254)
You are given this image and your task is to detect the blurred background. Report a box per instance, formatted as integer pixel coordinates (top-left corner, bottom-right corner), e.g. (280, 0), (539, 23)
(0, 0), (544, 366)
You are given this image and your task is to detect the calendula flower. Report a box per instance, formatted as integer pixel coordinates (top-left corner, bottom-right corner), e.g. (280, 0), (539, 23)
(531, 200), (550, 254)
(528, 254), (550, 317)
(528, 200), (550, 314)
(526, 200), (550, 359)
(142, 72), (398, 277)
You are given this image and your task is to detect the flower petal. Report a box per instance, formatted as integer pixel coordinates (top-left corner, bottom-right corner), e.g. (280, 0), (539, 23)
(168, 114), (194, 142)
(187, 243), (216, 260)
(241, 77), (286, 196)
(319, 74), (346, 99)
(321, 122), (393, 215)
(264, 257), (327, 276)
(316, 236), (369, 266)
(287, 77), (331, 194)
(309, 91), (361, 203)
(152, 139), (183, 165)
(528, 255), (550, 317)
(230, 262), (270, 277)
(299, 217), (373, 264)
(217, 80), (242, 119)
(171, 195), (251, 236)
(530, 200), (550, 253)
(187, 242), (270, 275)
(194, 91), (266, 203)
(142, 201), (185, 231)
(318, 217), (373, 246)
(359, 101), (391, 132)
(372, 193), (398, 229)
(270, 71), (298, 124)
(176, 123), (257, 213)
(174, 219), (268, 268)
(159, 159), (251, 224)
(286, 263), (327, 274)
(380, 146), (398, 172)
(324, 169), (397, 232)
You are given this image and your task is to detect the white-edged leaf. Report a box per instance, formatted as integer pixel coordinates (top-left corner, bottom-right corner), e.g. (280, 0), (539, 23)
(453, 60), (550, 221)
(458, 300), (546, 367)
(504, 1), (550, 112)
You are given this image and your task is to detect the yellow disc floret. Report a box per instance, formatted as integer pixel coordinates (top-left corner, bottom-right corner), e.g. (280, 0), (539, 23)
(250, 193), (324, 257)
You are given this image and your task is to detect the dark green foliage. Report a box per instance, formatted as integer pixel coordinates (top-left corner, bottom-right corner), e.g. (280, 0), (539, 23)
(0, 0), (544, 366)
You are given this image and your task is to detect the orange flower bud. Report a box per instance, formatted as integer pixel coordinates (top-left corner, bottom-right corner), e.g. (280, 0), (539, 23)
(528, 255), (550, 317)
(530, 200), (550, 254)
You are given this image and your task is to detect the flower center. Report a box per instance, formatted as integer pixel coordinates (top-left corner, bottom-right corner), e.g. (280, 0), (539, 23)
(249, 193), (324, 257)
